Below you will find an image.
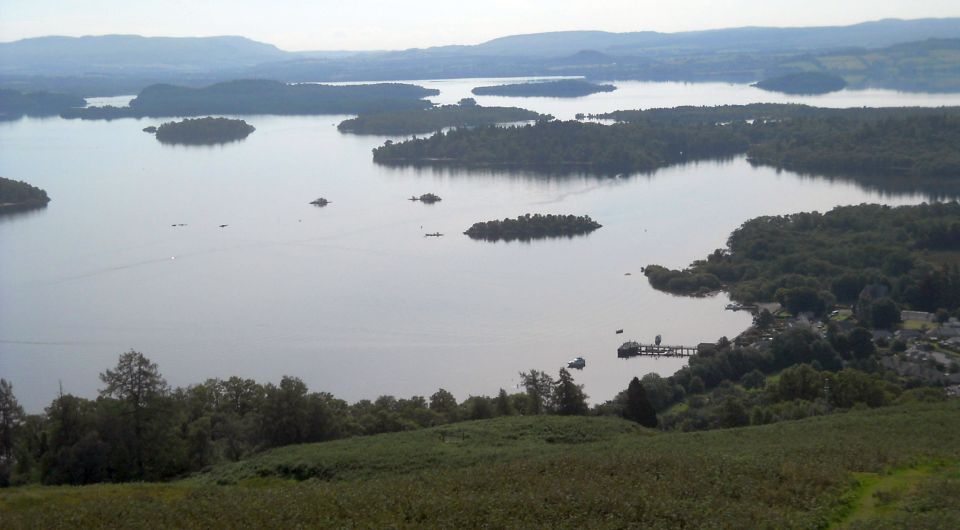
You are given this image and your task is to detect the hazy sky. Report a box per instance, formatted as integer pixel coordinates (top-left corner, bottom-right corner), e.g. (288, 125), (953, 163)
(2, 0), (959, 50)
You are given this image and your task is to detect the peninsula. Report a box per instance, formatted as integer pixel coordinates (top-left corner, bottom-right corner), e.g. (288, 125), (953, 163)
(752, 72), (847, 95)
(471, 79), (616, 97)
(61, 80), (439, 119)
(337, 99), (543, 135)
(0, 176), (51, 211)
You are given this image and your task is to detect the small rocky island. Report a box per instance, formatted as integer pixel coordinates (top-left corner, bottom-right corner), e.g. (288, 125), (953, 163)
(0, 176), (51, 211)
(752, 72), (847, 95)
(310, 197), (331, 207)
(464, 214), (601, 241)
(471, 80), (616, 97)
(409, 193), (441, 204)
(153, 117), (255, 145)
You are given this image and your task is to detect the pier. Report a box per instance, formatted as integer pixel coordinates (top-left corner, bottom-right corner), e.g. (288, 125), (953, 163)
(618, 341), (698, 359)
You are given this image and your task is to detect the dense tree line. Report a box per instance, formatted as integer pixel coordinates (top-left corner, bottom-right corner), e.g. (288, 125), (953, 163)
(62, 80), (438, 119)
(0, 352), (593, 487)
(154, 117), (255, 145)
(0, 177), (50, 210)
(617, 326), (948, 432)
(464, 213), (602, 241)
(646, 202), (960, 315)
(373, 106), (960, 183)
(373, 119), (748, 174)
(471, 80), (616, 97)
(338, 100), (543, 135)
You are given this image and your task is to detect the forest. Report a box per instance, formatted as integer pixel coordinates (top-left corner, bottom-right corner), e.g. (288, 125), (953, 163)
(471, 79), (616, 97)
(153, 117), (256, 145)
(61, 80), (438, 119)
(374, 106), (960, 187)
(464, 213), (602, 241)
(0, 352), (595, 487)
(645, 202), (960, 315)
(337, 99), (542, 135)
(0, 177), (50, 210)
(751, 72), (847, 94)
(0, 88), (84, 121)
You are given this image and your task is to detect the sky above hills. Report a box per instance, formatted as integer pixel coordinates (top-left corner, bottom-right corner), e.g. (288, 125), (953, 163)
(2, 0), (959, 51)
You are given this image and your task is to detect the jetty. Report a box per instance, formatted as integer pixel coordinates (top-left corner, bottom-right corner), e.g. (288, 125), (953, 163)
(617, 341), (698, 358)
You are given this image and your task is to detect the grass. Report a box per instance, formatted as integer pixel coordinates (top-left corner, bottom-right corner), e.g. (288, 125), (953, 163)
(1, 402), (959, 528)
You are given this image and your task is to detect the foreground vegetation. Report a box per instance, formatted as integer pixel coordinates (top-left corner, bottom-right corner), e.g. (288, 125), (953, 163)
(0, 177), (50, 210)
(153, 117), (255, 145)
(337, 99), (543, 135)
(1, 403), (958, 528)
(471, 79), (616, 97)
(61, 80), (438, 119)
(464, 213), (602, 241)
(373, 105), (960, 188)
(645, 202), (960, 315)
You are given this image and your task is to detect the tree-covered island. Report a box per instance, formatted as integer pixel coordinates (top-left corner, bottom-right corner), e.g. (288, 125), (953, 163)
(373, 105), (960, 188)
(752, 72), (848, 94)
(153, 117), (255, 145)
(0, 177), (51, 211)
(471, 79), (616, 97)
(337, 99), (544, 135)
(464, 213), (601, 241)
(62, 80), (439, 119)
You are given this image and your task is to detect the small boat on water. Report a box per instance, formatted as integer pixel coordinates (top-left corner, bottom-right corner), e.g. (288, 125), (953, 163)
(425, 232), (443, 237)
(615, 329), (624, 334)
(567, 356), (586, 370)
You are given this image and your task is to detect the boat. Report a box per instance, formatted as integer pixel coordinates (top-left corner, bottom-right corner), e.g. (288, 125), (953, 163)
(615, 329), (623, 334)
(310, 197), (330, 207)
(567, 356), (586, 369)
(425, 232), (443, 237)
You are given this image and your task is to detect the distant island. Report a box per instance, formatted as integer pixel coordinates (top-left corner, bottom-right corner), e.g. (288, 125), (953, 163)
(409, 193), (442, 204)
(0, 88), (85, 121)
(337, 99), (544, 135)
(374, 106), (960, 185)
(61, 80), (439, 119)
(471, 79), (616, 97)
(0, 176), (51, 211)
(752, 72), (847, 95)
(464, 214), (601, 241)
(153, 117), (255, 145)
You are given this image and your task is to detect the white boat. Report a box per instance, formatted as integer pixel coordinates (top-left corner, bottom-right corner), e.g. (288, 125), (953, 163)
(567, 356), (586, 369)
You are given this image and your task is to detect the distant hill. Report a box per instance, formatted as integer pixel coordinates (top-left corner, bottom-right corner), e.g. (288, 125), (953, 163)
(0, 35), (291, 76)
(3, 19), (960, 95)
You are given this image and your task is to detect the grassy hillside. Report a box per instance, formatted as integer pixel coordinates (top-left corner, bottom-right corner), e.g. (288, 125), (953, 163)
(2, 403), (959, 528)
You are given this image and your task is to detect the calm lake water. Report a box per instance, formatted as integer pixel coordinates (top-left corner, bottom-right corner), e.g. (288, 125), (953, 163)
(4, 79), (960, 411)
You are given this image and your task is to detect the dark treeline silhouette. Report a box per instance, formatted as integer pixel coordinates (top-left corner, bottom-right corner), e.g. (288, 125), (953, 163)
(0, 88), (85, 121)
(751, 72), (847, 94)
(471, 79), (616, 97)
(464, 213), (602, 241)
(629, 328), (949, 432)
(61, 80), (438, 119)
(645, 203), (960, 315)
(338, 99), (543, 135)
(154, 117), (256, 145)
(0, 353), (593, 487)
(374, 119), (747, 174)
(375, 106), (960, 186)
(0, 177), (50, 210)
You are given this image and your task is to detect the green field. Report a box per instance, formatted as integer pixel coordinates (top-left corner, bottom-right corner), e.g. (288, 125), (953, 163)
(2, 403), (959, 528)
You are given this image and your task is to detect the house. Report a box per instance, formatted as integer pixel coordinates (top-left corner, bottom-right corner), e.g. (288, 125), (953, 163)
(895, 329), (922, 342)
(901, 310), (935, 323)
